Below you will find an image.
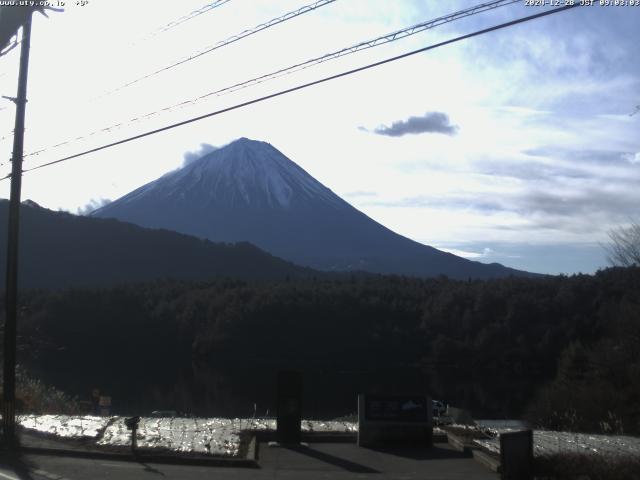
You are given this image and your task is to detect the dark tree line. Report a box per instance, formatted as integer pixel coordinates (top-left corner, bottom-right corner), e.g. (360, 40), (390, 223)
(9, 267), (640, 431)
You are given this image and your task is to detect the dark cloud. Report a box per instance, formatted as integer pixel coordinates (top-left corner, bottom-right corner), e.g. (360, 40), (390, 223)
(453, 7), (640, 116)
(515, 189), (639, 219)
(476, 158), (590, 181)
(183, 143), (217, 167)
(372, 112), (459, 137)
(472, 188), (637, 221)
(459, 6), (640, 78)
(363, 195), (502, 212)
(366, 186), (640, 226)
(471, 148), (640, 192)
(77, 198), (111, 216)
(523, 147), (634, 166)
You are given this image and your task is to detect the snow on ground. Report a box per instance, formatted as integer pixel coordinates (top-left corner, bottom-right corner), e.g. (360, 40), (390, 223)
(19, 415), (637, 459)
(17, 415), (358, 457)
(18, 415), (110, 438)
(474, 430), (640, 458)
(448, 421), (640, 459)
(98, 417), (246, 457)
(98, 418), (358, 456)
(301, 420), (358, 433)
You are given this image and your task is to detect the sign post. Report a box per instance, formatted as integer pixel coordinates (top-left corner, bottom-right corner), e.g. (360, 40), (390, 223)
(125, 416), (140, 455)
(276, 371), (302, 445)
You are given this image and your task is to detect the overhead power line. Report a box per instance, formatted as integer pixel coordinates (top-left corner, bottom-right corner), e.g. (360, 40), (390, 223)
(194, 0), (522, 99)
(106, 0), (337, 96)
(154, 0), (232, 34)
(2, 4), (579, 181)
(22, 0), (520, 161)
(125, 1), (232, 51)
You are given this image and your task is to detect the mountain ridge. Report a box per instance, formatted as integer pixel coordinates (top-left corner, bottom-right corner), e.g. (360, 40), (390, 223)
(0, 199), (314, 289)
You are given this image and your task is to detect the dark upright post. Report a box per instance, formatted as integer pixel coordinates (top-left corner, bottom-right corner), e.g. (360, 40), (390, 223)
(500, 429), (533, 480)
(124, 416), (140, 455)
(3, 12), (32, 447)
(276, 371), (302, 445)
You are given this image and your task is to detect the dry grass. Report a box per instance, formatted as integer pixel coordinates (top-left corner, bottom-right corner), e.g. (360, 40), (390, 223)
(13, 367), (80, 414)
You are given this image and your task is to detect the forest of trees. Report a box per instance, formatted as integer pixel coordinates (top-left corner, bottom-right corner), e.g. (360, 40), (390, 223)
(9, 266), (640, 433)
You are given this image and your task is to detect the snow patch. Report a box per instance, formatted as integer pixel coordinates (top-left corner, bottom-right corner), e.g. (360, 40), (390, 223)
(474, 429), (640, 458)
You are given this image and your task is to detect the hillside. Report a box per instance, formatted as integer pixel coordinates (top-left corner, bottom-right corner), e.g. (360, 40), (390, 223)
(0, 200), (313, 288)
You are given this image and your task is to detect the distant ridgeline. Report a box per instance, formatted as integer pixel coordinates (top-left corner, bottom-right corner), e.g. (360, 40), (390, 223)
(0, 195), (532, 289)
(0, 200), (314, 289)
(16, 266), (640, 433)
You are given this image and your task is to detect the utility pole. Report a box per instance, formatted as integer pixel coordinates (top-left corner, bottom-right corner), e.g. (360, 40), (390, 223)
(3, 11), (32, 447)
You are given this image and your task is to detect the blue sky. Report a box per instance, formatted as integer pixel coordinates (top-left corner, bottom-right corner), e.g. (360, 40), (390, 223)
(0, 1), (637, 275)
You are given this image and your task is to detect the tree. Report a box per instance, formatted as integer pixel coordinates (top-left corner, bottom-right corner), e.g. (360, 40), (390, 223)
(604, 222), (640, 267)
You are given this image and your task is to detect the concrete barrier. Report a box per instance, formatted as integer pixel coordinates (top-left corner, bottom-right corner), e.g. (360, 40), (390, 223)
(500, 429), (533, 480)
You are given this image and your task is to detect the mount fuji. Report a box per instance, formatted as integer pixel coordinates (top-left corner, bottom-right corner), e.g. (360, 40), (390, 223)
(92, 138), (532, 279)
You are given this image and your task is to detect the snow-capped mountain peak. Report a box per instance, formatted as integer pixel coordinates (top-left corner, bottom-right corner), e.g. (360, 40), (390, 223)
(122, 137), (342, 210)
(92, 137), (532, 280)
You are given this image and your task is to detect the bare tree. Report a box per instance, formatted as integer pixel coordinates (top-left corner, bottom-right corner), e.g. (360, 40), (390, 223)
(604, 222), (640, 267)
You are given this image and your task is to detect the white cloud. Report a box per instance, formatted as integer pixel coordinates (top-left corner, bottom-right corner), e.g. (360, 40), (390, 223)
(623, 152), (640, 165)
(437, 246), (495, 259)
(183, 143), (217, 167)
(76, 198), (111, 216)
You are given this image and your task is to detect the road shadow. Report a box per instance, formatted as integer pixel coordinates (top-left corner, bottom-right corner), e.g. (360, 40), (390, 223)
(283, 444), (380, 473)
(0, 451), (37, 480)
(135, 458), (167, 477)
(367, 444), (472, 460)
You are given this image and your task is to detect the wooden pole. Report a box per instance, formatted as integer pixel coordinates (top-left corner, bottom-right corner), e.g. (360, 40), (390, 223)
(3, 12), (32, 447)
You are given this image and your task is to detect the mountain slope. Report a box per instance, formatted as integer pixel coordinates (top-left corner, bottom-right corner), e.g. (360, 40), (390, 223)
(93, 138), (534, 279)
(0, 200), (313, 289)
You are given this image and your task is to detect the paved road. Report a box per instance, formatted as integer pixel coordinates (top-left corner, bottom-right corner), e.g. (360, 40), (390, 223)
(0, 442), (498, 479)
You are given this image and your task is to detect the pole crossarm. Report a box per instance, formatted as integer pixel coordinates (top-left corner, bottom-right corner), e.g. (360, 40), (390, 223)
(0, 5), (41, 52)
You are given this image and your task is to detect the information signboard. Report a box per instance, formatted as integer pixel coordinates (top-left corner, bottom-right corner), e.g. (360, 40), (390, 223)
(358, 393), (433, 448)
(364, 395), (429, 422)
